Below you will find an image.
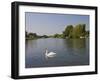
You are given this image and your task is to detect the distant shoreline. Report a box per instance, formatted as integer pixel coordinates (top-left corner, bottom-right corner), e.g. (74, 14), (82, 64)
(26, 24), (89, 40)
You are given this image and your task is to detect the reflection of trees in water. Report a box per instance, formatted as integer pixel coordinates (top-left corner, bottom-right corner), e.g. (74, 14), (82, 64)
(63, 38), (86, 51)
(72, 39), (86, 49)
(64, 39), (86, 48)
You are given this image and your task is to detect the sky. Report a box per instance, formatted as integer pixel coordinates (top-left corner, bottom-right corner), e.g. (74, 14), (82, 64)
(25, 12), (89, 35)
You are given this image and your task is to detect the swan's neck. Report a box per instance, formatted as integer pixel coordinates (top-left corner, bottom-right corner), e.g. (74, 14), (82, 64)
(45, 49), (48, 55)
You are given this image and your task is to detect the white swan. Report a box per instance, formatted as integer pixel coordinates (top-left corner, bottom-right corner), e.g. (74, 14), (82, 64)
(45, 48), (56, 57)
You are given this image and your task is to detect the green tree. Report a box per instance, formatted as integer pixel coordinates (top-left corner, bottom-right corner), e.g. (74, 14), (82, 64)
(54, 34), (59, 38)
(28, 33), (37, 39)
(62, 24), (87, 38)
(63, 25), (73, 38)
(73, 24), (86, 38)
(42, 35), (48, 38)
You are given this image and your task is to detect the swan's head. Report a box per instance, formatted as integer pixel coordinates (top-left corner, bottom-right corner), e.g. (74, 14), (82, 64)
(45, 48), (47, 50)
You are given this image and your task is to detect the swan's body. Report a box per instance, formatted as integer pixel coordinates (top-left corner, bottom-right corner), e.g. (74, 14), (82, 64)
(45, 49), (56, 57)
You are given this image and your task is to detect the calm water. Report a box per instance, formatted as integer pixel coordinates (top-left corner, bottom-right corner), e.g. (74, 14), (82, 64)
(25, 38), (89, 68)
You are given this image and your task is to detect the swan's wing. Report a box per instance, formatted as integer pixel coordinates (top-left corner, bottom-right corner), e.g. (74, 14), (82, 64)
(48, 52), (56, 55)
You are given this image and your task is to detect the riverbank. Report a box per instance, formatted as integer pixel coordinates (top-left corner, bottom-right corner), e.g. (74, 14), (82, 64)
(26, 36), (89, 40)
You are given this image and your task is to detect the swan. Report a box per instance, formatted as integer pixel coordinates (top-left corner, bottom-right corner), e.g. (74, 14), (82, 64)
(45, 48), (56, 57)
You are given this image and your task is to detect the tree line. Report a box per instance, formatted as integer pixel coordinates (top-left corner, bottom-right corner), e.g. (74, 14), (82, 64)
(62, 24), (89, 38)
(26, 24), (89, 40)
(26, 32), (49, 40)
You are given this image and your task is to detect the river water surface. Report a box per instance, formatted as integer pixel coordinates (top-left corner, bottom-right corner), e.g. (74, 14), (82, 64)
(25, 38), (89, 68)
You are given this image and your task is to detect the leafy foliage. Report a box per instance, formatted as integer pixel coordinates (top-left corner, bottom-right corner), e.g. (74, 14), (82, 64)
(63, 24), (88, 38)
(63, 25), (73, 38)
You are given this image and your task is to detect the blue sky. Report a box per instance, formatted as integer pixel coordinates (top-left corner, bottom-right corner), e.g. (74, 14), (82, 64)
(25, 12), (89, 35)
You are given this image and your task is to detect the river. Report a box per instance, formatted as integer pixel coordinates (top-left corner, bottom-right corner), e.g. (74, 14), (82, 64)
(25, 38), (89, 68)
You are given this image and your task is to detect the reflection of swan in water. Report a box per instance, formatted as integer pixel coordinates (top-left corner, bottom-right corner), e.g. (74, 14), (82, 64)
(45, 48), (56, 57)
